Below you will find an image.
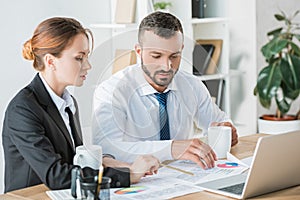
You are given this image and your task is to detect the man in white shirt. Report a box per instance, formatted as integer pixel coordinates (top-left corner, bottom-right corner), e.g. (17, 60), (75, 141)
(92, 11), (238, 169)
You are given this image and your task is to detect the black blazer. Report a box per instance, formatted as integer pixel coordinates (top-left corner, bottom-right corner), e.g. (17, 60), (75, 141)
(2, 74), (130, 192)
(2, 74), (83, 192)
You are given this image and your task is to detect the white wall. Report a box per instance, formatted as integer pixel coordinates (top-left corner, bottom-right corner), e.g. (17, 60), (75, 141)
(228, 0), (257, 136)
(0, 0), (111, 194)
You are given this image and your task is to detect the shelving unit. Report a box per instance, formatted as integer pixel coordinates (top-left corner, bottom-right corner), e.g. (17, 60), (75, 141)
(90, 23), (137, 29)
(168, 0), (230, 115)
(197, 73), (226, 81)
(191, 17), (228, 24)
(90, 0), (231, 116)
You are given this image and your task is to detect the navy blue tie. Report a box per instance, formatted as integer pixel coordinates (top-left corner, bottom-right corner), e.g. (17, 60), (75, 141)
(155, 91), (170, 140)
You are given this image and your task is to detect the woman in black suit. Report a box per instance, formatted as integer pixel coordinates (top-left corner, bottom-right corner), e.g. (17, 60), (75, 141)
(2, 17), (159, 193)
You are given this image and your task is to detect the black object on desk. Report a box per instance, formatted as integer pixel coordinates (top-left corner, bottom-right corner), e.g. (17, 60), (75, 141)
(71, 166), (111, 200)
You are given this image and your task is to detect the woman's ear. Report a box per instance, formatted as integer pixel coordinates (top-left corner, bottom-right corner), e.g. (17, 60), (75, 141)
(44, 53), (56, 71)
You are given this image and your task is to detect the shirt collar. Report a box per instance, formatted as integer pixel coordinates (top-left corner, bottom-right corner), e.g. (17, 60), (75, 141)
(39, 73), (76, 114)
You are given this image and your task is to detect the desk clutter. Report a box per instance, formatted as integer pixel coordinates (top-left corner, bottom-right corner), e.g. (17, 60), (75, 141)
(47, 154), (249, 200)
(6, 134), (299, 200)
(70, 166), (110, 200)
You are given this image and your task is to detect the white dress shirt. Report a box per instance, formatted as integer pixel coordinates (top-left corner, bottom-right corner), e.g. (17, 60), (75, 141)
(39, 73), (76, 147)
(92, 64), (230, 162)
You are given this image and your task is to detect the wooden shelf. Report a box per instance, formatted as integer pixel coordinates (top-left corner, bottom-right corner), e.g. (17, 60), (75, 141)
(196, 70), (244, 81)
(191, 17), (228, 25)
(196, 73), (226, 81)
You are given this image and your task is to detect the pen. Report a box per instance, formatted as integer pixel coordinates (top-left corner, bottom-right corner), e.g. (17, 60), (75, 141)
(97, 165), (104, 195)
(160, 163), (194, 176)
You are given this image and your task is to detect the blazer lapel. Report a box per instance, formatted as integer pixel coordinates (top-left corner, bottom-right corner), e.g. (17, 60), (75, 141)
(47, 104), (75, 150)
(29, 74), (76, 151)
(72, 98), (83, 145)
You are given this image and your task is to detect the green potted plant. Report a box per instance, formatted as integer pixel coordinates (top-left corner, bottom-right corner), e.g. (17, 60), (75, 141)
(153, 1), (172, 11)
(254, 10), (300, 133)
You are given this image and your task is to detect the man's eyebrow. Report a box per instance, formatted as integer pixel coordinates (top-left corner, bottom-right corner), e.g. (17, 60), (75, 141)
(171, 51), (182, 55)
(149, 50), (162, 54)
(148, 50), (181, 55)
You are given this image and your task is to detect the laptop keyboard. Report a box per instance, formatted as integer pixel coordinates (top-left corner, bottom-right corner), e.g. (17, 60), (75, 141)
(219, 182), (245, 195)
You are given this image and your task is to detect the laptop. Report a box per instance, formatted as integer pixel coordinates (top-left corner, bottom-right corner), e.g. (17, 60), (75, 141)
(197, 130), (300, 199)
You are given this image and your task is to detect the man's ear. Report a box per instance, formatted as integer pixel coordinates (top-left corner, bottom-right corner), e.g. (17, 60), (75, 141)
(44, 53), (56, 70)
(135, 44), (142, 58)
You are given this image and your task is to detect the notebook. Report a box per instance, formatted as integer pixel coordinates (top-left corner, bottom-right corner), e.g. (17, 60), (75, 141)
(197, 131), (300, 199)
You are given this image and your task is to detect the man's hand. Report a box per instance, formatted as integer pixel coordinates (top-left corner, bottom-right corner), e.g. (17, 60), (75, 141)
(129, 155), (160, 183)
(171, 139), (217, 169)
(211, 121), (238, 146)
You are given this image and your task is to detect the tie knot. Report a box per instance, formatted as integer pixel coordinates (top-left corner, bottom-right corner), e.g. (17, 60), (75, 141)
(155, 91), (169, 106)
(65, 107), (72, 115)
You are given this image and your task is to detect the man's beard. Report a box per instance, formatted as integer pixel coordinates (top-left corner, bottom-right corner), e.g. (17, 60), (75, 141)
(141, 63), (176, 87)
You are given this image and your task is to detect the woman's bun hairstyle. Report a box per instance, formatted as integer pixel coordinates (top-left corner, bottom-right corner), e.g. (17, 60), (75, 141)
(22, 39), (35, 60)
(22, 17), (93, 71)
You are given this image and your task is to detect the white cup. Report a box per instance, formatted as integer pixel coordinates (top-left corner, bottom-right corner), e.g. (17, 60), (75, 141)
(208, 126), (232, 159)
(73, 145), (102, 169)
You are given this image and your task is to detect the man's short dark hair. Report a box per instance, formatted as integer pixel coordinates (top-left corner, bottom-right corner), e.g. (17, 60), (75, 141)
(138, 11), (183, 44)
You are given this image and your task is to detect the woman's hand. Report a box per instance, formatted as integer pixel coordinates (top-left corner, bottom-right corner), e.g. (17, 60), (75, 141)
(129, 155), (160, 183)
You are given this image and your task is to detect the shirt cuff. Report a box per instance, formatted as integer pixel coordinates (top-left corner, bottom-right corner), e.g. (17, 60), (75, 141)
(103, 167), (130, 188)
(151, 140), (173, 161)
(102, 154), (116, 159)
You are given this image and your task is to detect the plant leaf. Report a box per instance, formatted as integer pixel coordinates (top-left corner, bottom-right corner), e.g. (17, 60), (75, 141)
(280, 58), (295, 89)
(275, 96), (290, 114)
(290, 55), (300, 89)
(270, 39), (289, 54)
(256, 64), (282, 108)
(253, 86), (258, 96)
(275, 14), (285, 21)
(267, 28), (282, 37)
(290, 41), (300, 56)
(294, 34), (300, 42)
(292, 10), (300, 19)
(261, 41), (273, 59)
(261, 37), (288, 59)
(281, 81), (299, 100)
(280, 55), (300, 100)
